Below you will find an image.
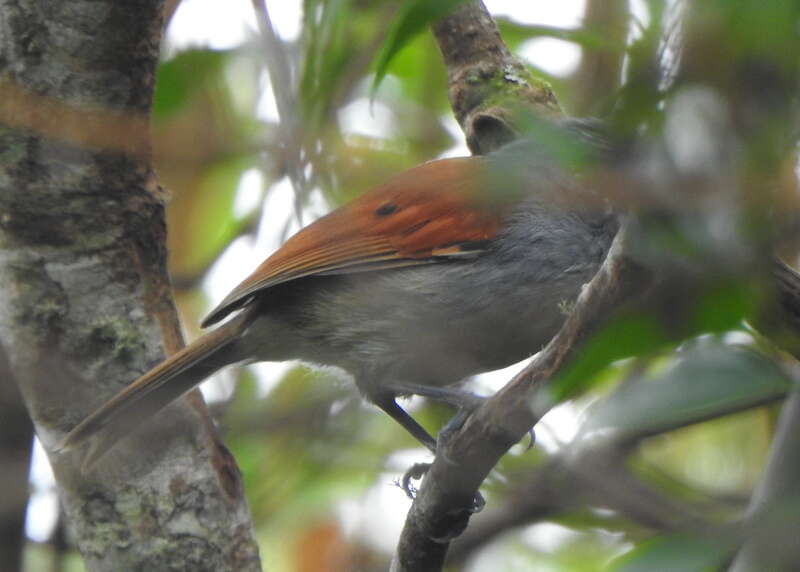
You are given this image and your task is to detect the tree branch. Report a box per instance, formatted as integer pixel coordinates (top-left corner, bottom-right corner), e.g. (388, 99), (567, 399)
(251, 0), (309, 224)
(431, 0), (562, 155)
(163, 0), (182, 32)
(569, 0), (628, 116)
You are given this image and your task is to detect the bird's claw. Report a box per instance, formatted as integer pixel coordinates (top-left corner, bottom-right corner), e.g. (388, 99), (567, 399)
(399, 460), (485, 515)
(400, 462), (431, 499)
(467, 490), (486, 513)
(525, 426), (536, 451)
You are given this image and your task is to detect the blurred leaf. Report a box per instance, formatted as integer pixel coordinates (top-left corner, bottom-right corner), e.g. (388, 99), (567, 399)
(154, 49), (231, 117)
(371, 0), (468, 96)
(548, 272), (760, 403)
(225, 364), (382, 530)
(374, 32), (449, 113)
(610, 0), (667, 134)
(322, 141), (412, 204)
(301, 0), (352, 128)
(638, 406), (773, 496)
(301, 0), (398, 142)
(693, 282), (754, 333)
(551, 313), (671, 402)
(167, 155), (254, 276)
(610, 531), (736, 572)
(513, 112), (603, 168)
(584, 345), (789, 439)
(156, 47), (264, 280)
(496, 19), (619, 53)
(693, 0), (800, 67)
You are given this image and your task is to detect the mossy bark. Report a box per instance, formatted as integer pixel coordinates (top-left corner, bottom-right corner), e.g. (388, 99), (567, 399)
(431, 0), (562, 155)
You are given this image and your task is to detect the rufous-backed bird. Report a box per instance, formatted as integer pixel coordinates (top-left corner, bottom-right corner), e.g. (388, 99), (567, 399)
(59, 126), (618, 467)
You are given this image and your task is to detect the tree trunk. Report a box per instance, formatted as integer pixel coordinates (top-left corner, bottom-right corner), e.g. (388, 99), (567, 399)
(0, 346), (32, 572)
(0, 1), (261, 570)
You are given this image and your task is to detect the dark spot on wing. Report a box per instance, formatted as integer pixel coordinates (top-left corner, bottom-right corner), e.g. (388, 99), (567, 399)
(375, 202), (398, 216)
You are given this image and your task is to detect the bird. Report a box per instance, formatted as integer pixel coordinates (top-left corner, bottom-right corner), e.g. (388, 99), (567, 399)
(59, 126), (618, 468)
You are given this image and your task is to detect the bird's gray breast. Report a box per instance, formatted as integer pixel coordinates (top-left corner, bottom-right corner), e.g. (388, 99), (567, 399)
(298, 202), (615, 388)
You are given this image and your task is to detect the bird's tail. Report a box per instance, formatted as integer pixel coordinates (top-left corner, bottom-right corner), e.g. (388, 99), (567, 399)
(57, 310), (253, 469)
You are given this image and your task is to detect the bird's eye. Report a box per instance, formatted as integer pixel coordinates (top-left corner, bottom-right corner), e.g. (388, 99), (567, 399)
(375, 203), (399, 216)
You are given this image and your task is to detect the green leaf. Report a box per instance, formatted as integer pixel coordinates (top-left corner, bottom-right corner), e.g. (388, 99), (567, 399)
(496, 19), (619, 52)
(371, 0), (468, 96)
(692, 282), (754, 333)
(550, 314), (671, 402)
(374, 32), (449, 112)
(172, 155), (254, 275)
(584, 345), (789, 439)
(300, 0), (353, 127)
(154, 49), (231, 117)
(610, 531), (737, 572)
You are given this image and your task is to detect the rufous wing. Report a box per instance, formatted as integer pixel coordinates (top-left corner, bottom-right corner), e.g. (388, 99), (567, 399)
(202, 156), (503, 327)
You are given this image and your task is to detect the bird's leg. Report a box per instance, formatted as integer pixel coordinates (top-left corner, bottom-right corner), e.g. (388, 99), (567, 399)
(374, 383), (484, 505)
(383, 382), (530, 513)
(387, 381), (536, 449)
(373, 395), (438, 453)
(384, 382), (485, 411)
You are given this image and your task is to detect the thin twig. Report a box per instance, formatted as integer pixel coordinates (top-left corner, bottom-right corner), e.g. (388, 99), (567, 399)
(162, 0), (182, 32)
(251, 0), (308, 224)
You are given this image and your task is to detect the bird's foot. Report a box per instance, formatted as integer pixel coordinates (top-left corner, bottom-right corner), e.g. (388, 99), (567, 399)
(400, 461), (485, 514)
(523, 426), (537, 450)
(401, 462), (431, 499)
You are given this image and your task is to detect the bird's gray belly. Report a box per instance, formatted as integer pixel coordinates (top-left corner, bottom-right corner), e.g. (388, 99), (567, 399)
(296, 259), (595, 388)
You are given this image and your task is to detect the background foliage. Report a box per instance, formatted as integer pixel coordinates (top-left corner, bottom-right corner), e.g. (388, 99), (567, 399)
(20, 0), (800, 570)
